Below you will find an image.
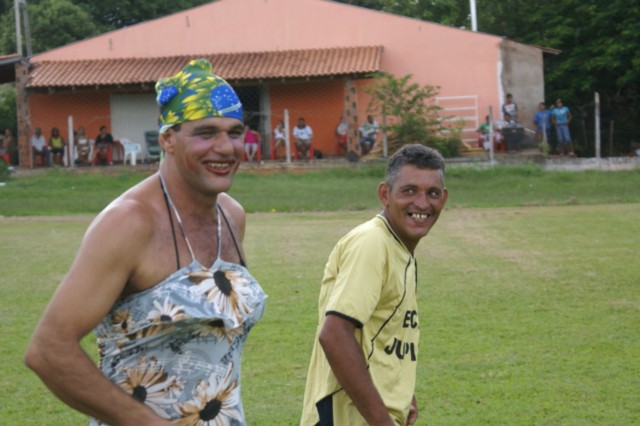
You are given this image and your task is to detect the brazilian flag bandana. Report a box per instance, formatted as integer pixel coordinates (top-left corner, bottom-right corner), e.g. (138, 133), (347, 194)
(155, 58), (243, 133)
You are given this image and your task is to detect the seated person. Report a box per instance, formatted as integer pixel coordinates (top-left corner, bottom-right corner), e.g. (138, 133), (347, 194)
(493, 113), (517, 152)
(477, 115), (491, 150)
(336, 116), (349, 155)
(94, 125), (114, 166)
(31, 127), (50, 167)
(49, 127), (66, 166)
(244, 125), (260, 162)
(293, 117), (313, 160)
(74, 126), (92, 166)
(273, 121), (286, 160)
(358, 114), (379, 155)
(0, 129), (12, 164)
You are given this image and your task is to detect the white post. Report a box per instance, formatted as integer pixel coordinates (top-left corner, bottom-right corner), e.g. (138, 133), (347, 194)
(469, 0), (478, 32)
(284, 109), (291, 164)
(488, 105), (494, 165)
(67, 115), (74, 167)
(382, 114), (388, 157)
(14, 0), (22, 56)
(594, 92), (601, 162)
(21, 0), (32, 58)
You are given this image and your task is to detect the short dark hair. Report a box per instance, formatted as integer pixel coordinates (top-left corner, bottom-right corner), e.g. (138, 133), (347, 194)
(385, 144), (445, 187)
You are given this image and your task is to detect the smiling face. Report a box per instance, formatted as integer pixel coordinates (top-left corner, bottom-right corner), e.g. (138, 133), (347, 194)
(378, 164), (448, 253)
(162, 116), (245, 197)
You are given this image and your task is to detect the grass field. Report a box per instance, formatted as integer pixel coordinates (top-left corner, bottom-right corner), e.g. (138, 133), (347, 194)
(1, 164), (639, 425)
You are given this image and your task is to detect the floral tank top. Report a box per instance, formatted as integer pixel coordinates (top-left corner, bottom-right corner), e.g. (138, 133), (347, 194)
(90, 178), (267, 425)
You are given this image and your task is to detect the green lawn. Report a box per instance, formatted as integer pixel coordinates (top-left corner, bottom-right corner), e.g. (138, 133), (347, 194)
(1, 164), (639, 425)
(1, 163), (639, 215)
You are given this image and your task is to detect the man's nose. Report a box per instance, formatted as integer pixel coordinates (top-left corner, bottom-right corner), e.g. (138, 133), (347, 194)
(212, 132), (236, 155)
(414, 192), (431, 209)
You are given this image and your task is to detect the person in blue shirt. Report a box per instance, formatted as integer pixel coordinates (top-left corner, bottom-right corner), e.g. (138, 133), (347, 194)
(533, 102), (552, 153)
(551, 99), (574, 156)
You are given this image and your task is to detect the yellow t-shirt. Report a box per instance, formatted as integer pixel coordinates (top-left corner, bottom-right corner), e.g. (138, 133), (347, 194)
(301, 215), (419, 426)
(50, 136), (64, 149)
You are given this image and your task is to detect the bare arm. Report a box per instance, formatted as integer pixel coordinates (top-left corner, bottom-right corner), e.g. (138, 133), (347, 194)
(406, 395), (418, 425)
(319, 314), (395, 426)
(24, 201), (172, 425)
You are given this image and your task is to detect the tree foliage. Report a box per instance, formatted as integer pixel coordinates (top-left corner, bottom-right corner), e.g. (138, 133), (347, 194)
(336, 0), (640, 154)
(73, 0), (210, 32)
(0, 0), (210, 56)
(0, 85), (16, 132)
(366, 72), (460, 156)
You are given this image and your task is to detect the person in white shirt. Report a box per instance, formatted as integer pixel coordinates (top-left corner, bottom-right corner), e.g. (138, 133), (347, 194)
(358, 115), (379, 155)
(273, 121), (286, 160)
(293, 117), (313, 160)
(31, 127), (50, 166)
(502, 93), (518, 123)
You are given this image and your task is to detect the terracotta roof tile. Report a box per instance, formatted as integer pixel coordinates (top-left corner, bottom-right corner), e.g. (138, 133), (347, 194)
(28, 46), (383, 89)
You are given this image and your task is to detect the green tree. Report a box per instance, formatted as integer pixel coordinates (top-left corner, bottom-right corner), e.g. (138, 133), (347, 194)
(0, 85), (16, 132)
(73, 0), (210, 30)
(29, 0), (99, 54)
(366, 72), (459, 156)
(0, 0), (99, 55)
(0, 0), (212, 55)
(335, 0), (640, 155)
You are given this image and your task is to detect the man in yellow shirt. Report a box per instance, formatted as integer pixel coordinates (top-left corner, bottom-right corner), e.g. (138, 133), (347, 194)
(301, 144), (449, 425)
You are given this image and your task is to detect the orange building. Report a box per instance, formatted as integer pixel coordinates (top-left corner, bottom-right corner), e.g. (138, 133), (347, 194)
(15, 0), (552, 165)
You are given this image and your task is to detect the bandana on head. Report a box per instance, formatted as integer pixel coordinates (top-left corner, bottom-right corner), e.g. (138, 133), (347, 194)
(155, 58), (243, 133)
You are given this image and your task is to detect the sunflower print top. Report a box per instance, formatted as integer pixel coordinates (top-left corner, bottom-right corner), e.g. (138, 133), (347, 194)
(90, 184), (267, 425)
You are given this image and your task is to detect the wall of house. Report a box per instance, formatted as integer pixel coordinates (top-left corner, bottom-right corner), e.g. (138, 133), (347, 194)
(499, 40), (546, 127)
(29, 91), (111, 144)
(269, 79), (346, 156)
(29, 0), (547, 156)
(32, 0), (522, 123)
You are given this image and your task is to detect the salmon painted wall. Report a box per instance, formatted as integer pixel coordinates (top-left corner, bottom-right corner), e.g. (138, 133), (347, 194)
(269, 79), (345, 155)
(32, 0), (510, 117)
(29, 92), (111, 142)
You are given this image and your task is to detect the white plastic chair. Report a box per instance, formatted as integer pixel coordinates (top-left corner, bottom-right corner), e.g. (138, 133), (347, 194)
(120, 138), (142, 165)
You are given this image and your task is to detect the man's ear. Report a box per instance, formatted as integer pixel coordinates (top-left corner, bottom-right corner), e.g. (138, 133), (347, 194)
(377, 182), (389, 206)
(159, 130), (175, 154)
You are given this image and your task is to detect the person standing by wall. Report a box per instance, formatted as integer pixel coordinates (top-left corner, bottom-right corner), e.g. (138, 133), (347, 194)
(533, 102), (552, 154)
(502, 93), (518, 123)
(301, 144), (448, 426)
(551, 98), (574, 156)
(25, 58), (267, 425)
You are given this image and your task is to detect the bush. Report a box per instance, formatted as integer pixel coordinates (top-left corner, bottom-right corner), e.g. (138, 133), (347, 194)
(366, 72), (461, 157)
(0, 161), (11, 182)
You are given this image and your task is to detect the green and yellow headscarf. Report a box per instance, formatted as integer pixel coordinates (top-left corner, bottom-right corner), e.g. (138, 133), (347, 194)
(155, 59), (243, 133)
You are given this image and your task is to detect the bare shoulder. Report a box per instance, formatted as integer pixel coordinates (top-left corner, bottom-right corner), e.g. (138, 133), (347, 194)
(218, 192), (246, 242)
(218, 192), (245, 217)
(86, 177), (160, 246)
(29, 176), (165, 339)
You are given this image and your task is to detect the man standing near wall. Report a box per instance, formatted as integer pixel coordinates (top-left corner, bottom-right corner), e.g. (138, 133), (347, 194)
(502, 93), (518, 123)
